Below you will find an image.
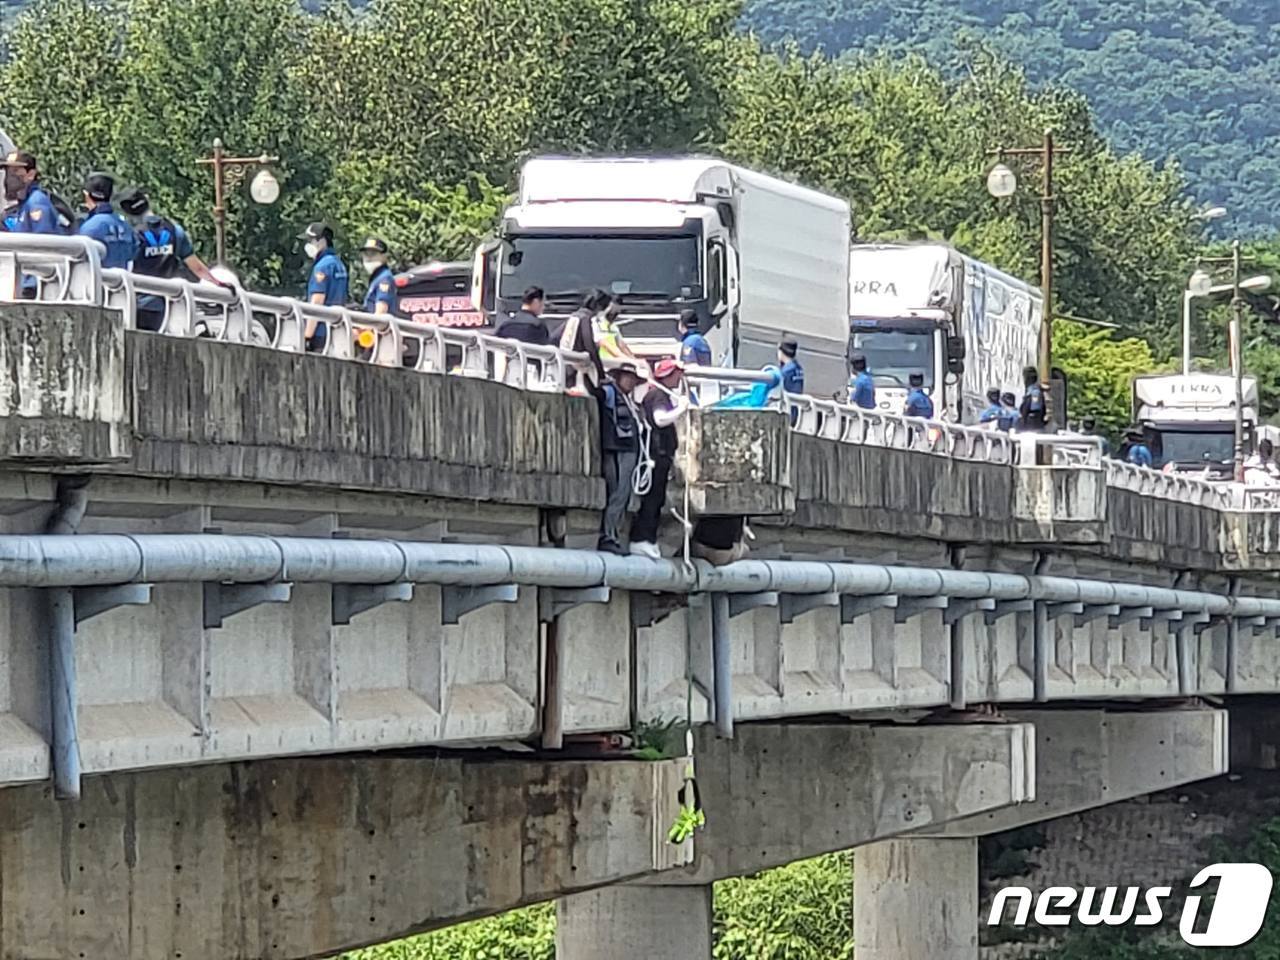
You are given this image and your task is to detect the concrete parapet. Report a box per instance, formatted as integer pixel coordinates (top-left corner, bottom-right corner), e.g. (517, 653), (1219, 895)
(126, 330), (602, 508)
(0, 304), (130, 463)
(790, 435), (1016, 542)
(0, 754), (688, 960)
(682, 408), (793, 516)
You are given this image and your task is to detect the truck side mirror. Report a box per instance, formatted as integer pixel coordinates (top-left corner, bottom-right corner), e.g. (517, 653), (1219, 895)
(948, 357), (965, 376)
(946, 335), (966, 361)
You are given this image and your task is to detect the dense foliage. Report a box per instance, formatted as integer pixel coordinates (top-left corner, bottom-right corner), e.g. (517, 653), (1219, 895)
(1, 0), (1273, 425)
(742, 0), (1280, 235)
(334, 854), (852, 960)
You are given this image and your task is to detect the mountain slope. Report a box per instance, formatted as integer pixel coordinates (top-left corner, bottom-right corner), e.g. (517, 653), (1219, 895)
(742, 0), (1280, 234)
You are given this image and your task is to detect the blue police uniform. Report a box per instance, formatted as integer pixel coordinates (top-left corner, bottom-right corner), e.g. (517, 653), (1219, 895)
(849, 370), (876, 409)
(979, 403), (1003, 423)
(780, 359), (804, 394)
(905, 387), (934, 419)
(305, 247), (349, 351)
(11, 186), (63, 235)
(997, 407), (1018, 432)
(79, 202), (137, 269)
(307, 248), (348, 306)
(1127, 443), (1153, 468)
(680, 330), (711, 367)
(362, 264), (396, 315)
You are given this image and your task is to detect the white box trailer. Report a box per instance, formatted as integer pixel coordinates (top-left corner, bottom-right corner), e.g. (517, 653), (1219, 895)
(482, 156), (853, 397)
(847, 243), (1042, 422)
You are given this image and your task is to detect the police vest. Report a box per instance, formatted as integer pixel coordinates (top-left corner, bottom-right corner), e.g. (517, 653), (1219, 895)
(134, 217), (181, 278)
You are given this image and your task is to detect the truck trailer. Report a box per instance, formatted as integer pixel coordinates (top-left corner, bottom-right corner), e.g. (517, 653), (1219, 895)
(478, 156), (853, 397)
(1132, 373), (1258, 477)
(847, 244), (1042, 422)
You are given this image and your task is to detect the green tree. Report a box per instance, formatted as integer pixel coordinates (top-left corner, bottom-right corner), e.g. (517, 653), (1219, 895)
(112, 0), (323, 288)
(0, 0), (127, 192)
(722, 46), (1197, 346)
(1052, 319), (1160, 434)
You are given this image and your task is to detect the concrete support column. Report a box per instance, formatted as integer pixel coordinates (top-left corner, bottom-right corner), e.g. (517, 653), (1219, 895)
(557, 884), (713, 960)
(854, 838), (977, 960)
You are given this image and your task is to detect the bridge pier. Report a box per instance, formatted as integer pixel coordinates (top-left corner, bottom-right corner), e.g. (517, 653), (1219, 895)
(557, 884), (713, 960)
(854, 837), (978, 960)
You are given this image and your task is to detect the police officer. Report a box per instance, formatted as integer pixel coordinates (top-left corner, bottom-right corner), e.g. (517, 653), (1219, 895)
(777, 339), (804, 393)
(1, 151), (66, 236)
(1124, 429), (1153, 468)
(979, 387), (1003, 425)
(299, 221), (349, 352)
(359, 237), (397, 315)
(118, 187), (224, 331)
(848, 353), (875, 409)
(678, 309), (711, 367)
(904, 372), (934, 418)
(78, 173), (137, 269)
(1019, 366), (1048, 431)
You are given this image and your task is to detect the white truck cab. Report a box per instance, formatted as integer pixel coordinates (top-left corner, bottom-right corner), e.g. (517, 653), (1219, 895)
(478, 156), (852, 397)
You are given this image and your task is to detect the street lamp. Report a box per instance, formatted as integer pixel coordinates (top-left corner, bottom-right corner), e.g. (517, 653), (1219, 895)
(986, 131), (1073, 418)
(1195, 242), (1274, 478)
(196, 138), (281, 265)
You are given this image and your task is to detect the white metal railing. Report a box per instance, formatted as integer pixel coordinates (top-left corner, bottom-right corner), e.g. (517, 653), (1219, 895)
(1015, 432), (1105, 468)
(0, 233), (594, 393)
(1104, 459), (1233, 509)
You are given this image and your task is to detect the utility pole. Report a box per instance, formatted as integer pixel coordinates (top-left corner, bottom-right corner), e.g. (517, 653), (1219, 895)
(1232, 239), (1245, 481)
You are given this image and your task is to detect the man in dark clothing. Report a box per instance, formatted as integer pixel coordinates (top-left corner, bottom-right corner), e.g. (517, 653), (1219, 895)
(1019, 366), (1048, 431)
(597, 361), (643, 554)
(555, 289), (610, 390)
(118, 186), (224, 331)
(631, 358), (688, 559)
(496, 285), (550, 345)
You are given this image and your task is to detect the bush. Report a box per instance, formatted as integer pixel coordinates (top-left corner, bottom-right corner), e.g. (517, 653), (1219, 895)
(335, 854), (853, 960)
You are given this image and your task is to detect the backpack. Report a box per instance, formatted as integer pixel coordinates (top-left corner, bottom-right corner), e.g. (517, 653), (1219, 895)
(46, 191), (77, 233)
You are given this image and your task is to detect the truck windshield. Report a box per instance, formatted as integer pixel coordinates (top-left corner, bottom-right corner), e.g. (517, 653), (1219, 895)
(499, 235), (700, 307)
(1155, 429), (1234, 467)
(850, 328), (935, 388)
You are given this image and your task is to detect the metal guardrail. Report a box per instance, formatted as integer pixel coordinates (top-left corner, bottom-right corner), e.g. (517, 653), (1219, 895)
(5, 234), (1280, 509)
(1, 234), (595, 393)
(1104, 459), (1233, 509)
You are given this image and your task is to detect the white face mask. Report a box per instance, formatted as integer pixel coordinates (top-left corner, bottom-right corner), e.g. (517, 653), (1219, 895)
(362, 257), (381, 275)
(305, 241), (321, 259)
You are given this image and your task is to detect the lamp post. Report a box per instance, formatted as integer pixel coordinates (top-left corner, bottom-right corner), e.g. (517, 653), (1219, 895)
(195, 138), (280, 265)
(986, 131), (1073, 418)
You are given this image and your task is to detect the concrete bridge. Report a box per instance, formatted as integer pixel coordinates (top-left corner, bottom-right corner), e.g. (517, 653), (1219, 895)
(0, 236), (1277, 959)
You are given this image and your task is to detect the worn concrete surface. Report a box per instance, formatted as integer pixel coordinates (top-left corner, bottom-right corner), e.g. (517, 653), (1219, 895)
(855, 838), (980, 960)
(0, 304), (130, 463)
(126, 331), (602, 509)
(649, 721), (1034, 885)
(682, 408), (793, 516)
(558, 885), (714, 960)
(924, 708), (1228, 836)
(791, 434), (1020, 543)
(0, 754), (688, 960)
